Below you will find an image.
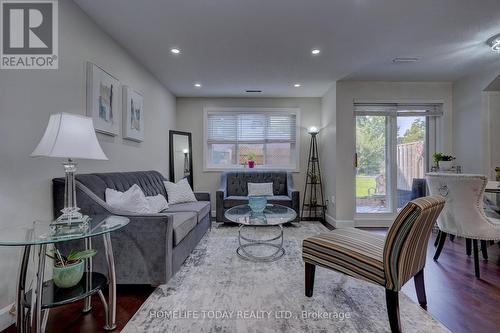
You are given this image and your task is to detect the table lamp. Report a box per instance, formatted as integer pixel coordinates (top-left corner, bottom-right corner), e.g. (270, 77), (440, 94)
(31, 113), (108, 229)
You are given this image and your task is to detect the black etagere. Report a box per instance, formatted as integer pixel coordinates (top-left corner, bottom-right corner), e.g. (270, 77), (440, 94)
(301, 129), (326, 222)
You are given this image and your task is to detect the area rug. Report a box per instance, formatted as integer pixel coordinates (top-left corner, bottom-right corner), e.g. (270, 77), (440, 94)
(122, 222), (450, 333)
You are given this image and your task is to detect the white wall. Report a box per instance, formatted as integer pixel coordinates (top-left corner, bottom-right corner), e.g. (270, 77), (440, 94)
(453, 65), (500, 175)
(0, 0), (176, 320)
(175, 97), (322, 211)
(321, 81), (453, 227)
(320, 84), (337, 224)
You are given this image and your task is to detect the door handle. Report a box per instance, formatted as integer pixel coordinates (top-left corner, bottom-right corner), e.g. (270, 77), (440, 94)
(354, 153), (358, 168)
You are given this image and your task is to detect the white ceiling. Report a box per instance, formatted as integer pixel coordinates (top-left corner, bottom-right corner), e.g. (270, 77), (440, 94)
(74, 0), (500, 97)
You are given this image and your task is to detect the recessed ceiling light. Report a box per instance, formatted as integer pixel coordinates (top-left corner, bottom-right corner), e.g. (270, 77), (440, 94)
(487, 33), (500, 53)
(392, 57), (419, 63)
(311, 49), (321, 55)
(170, 48), (181, 54)
(293, 83), (301, 88)
(194, 83), (202, 88)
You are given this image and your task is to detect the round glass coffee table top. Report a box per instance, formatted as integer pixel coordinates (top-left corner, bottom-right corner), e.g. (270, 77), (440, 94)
(225, 204), (296, 262)
(224, 204), (297, 225)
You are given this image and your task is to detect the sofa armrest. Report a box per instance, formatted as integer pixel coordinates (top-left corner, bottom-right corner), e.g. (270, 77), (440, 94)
(194, 192), (211, 202)
(216, 173), (228, 222)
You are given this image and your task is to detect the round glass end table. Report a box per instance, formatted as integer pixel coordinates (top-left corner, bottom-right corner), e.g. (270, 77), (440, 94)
(0, 215), (129, 333)
(224, 204), (297, 262)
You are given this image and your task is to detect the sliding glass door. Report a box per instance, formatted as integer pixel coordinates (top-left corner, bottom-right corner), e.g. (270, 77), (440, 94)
(355, 115), (391, 213)
(355, 103), (441, 216)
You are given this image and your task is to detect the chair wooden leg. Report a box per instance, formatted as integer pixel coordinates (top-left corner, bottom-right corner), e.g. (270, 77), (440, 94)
(413, 269), (427, 308)
(385, 289), (402, 333)
(434, 230), (441, 247)
(466, 238), (472, 256)
(480, 240), (488, 260)
(305, 262), (316, 297)
(472, 239), (480, 278)
(433, 231), (447, 261)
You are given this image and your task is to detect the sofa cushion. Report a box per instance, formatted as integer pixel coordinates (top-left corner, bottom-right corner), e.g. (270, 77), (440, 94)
(166, 201), (211, 223)
(171, 212), (197, 246)
(223, 195), (291, 208)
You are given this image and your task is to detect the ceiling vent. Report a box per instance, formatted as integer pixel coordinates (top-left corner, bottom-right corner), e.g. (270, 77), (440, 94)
(245, 90), (262, 93)
(392, 57), (419, 63)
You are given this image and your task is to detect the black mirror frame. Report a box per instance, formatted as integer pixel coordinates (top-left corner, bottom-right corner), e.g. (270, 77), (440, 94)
(169, 130), (193, 188)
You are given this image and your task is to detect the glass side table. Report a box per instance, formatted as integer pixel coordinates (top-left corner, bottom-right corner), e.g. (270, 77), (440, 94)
(0, 215), (129, 333)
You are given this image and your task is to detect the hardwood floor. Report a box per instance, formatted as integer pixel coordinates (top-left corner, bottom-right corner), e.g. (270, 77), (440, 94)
(2, 285), (155, 333)
(3, 230), (500, 333)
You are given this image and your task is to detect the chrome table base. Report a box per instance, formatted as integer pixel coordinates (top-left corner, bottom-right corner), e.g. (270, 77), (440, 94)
(236, 224), (285, 262)
(16, 234), (118, 332)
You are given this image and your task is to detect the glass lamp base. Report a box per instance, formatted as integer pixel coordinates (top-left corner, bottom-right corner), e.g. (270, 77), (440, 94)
(50, 209), (90, 236)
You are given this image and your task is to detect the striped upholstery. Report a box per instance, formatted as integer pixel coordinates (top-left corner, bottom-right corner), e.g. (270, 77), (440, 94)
(302, 196), (445, 291)
(303, 228), (386, 285)
(383, 196), (445, 290)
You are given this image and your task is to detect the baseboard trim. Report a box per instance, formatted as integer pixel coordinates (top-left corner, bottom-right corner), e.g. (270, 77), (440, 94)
(324, 214), (355, 228)
(354, 219), (392, 228)
(0, 303), (15, 331)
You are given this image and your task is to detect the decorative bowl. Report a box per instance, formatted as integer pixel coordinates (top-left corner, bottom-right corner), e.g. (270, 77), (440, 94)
(53, 260), (84, 288)
(248, 196), (267, 213)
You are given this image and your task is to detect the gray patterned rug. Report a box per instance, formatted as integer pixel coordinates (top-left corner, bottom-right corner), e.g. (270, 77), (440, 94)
(122, 222), (449, 333)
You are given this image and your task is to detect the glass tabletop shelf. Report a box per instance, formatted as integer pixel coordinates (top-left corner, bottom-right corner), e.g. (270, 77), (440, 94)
(0, 215), (129, 246)
(23, 272), (107, 309)
(225, 204), (297, 225)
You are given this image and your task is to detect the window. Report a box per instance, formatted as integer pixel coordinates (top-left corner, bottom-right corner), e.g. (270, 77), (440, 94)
(204, 108), (299, 170)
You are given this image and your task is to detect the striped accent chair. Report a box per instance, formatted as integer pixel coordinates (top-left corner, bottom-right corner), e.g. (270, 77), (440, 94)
(302, 196), (445, 333)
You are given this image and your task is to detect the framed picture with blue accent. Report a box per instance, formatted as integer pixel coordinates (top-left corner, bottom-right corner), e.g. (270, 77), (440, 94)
(86, 62), (120, 136)
(122, 86), (144, 142)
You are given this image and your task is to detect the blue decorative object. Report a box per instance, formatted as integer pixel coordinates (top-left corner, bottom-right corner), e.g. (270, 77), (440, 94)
(249, 196), (267, 213)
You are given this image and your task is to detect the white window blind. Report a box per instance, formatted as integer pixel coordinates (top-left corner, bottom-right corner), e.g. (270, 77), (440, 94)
(204, 109), (299, 170)
(354, 103), (443, 117)
(207, 113), (297, 144)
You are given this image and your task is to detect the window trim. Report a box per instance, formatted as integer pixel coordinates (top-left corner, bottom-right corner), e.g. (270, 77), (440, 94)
(203, 107), (301, 172)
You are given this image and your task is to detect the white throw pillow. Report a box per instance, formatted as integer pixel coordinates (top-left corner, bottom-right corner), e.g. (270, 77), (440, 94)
(146, 194), (169, 213)
(105, 184), (151, 214)
(163, 178), (197, 204)
(248, 182), (274, 196)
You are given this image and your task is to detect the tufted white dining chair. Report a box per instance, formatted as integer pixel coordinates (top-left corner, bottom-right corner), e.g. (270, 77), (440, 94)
(425, 173), (500, 278)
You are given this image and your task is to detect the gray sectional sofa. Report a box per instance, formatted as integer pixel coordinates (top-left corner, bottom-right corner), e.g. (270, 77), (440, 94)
(216, 170), (300, 223)
(53, 171), (210, 286)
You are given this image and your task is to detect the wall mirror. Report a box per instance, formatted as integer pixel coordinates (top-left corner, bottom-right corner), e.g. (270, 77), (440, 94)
(169, 130), (193, 188)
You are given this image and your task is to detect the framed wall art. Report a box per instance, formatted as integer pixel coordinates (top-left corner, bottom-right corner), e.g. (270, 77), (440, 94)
(122, 86), (144, 142)
(86, 62), (120, 136)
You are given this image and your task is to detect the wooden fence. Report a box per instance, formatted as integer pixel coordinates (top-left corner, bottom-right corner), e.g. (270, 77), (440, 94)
(397, 141), (424, 191)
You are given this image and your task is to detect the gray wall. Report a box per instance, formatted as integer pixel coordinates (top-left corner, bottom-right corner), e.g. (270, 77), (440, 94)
(0, 0), (175, 316)
(320, 84), (337, 221)
(175, 97), (322, 212)
(453, 65), (500, 175)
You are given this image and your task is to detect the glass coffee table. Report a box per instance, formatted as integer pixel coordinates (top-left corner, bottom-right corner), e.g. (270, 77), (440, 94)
(224, 204), (297, 262)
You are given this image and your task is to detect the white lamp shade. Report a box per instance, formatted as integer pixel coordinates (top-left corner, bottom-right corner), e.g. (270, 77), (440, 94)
(31, 113), (108, 160)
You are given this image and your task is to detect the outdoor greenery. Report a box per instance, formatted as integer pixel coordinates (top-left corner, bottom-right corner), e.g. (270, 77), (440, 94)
(356, 116), (386, 175)
(398, 118), (425, 144)
(356, 117), (425, 197)
(356, 176), (376, 197)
